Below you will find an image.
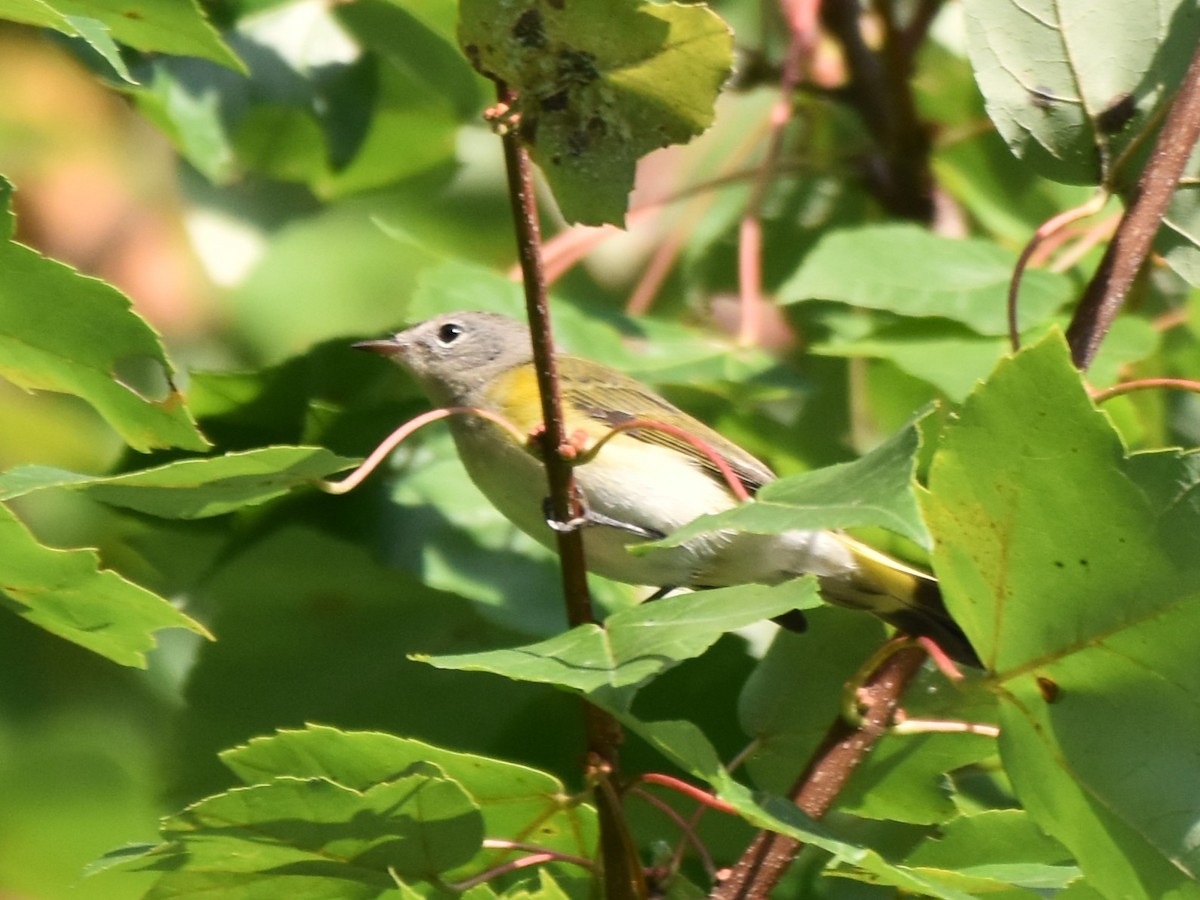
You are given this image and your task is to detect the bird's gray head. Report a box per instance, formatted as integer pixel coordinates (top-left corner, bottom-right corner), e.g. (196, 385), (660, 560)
(355, 310), (533, 407)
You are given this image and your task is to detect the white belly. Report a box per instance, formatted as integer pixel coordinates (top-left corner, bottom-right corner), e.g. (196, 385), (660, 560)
(450, 420), (856, 589)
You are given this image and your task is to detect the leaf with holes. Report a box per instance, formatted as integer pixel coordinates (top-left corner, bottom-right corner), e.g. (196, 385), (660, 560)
(458, 0), (733, 225)
(0, 179), (209, 452)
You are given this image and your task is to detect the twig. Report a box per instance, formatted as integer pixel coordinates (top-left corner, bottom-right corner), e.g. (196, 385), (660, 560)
(495, 85), (591, 624)
(628, 786), (721, 878)
(495, 83), (642, 900)
(822, 0), (934, 221)
(636, 773), (740, 816)
(316, 407), (527, 495)
(1065, 40), (1200, 369)
(1090, 377), (1200, 404)
(895, 0), (945, 62)
(710, 643), (928, 899)
(888, 717), (1000, 737)
(1008, 192), (1110, 351)
(737, 0), (819, 345)
(447, 843), (595, 892)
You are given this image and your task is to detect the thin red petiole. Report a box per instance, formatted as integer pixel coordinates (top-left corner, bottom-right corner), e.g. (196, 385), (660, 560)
(578, 418), (753, 502)
(636, 773), (739, 816)
(316, 406), (528, 495)
(1090, 377), (1200, 404)
(1008, 191), (1110, 351)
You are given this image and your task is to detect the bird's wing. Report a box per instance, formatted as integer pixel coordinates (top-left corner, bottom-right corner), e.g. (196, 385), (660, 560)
(558, 356), (775, 496)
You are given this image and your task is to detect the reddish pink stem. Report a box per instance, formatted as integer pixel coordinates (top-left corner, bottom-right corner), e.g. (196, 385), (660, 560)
(1090, 377), (1200, 404)
(637, 773), (739, 816)
(317, 406), (527, 495)
(580, 418), (752, 502)
(1008, 191), (1109, 351)
(736, 0), (819, 346)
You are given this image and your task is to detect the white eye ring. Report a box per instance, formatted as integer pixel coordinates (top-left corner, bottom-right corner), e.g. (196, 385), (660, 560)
(436, 322), (465, 346)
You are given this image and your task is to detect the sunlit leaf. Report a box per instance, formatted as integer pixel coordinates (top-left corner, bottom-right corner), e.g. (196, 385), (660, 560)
(962, 0), (1200, 286)
(962, 0), (1197, 186)
(0, 447), (357, 518)
(0, 0), (243, 73)
(126, 768), (482, 894)
(642, 413), (930, 550)
(0, 503), (210, 667)
(0, 179), (209, 452)
(904, 810), (1080, 891)
(458, 0), (733, 224)
(780, 225), (1071, 335)
(419, 579), (819, 708)
(221, 725), (597, 863)
(924, 331), (1200, 894)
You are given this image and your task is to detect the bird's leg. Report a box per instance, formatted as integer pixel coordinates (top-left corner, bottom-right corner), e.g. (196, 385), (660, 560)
(540, 496), (665, 539)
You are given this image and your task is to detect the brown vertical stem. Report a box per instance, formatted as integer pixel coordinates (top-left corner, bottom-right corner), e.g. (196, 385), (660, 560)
(494, 83), (642, 900)
(711, 644), (927, 899)
(821, 0), (934, 221)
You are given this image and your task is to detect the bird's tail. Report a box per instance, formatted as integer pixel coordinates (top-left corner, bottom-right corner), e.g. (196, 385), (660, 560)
(820, 534), (980, 667)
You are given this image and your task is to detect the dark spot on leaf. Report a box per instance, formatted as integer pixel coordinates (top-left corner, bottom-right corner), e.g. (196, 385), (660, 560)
(551, 154), (562, 165)
(547, 0), (564, 9)
(512, 9), (546, 48)
(1029, 86), (1058, 110)
(568, 129), (589, 156)
(123, 9), (143, 19)
(566, 117), (607, 156)
(557, 48), (599, 85)
(1037, 676), (1060, 703)
(1054, 560), (1065, 568)
(1079, 558), (1089, 567)
(541, 90), (570, 112)
(1097, 93), (1136, 134)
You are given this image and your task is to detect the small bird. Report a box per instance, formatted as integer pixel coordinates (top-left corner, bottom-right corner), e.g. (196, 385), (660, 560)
(357, 310), (978, 666)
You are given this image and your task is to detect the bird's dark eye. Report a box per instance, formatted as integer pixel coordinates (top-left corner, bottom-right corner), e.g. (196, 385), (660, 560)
(436, 322), (465, 346)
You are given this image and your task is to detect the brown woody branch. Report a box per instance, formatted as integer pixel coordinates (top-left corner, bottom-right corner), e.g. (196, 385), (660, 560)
(1065, 39), (1200, 369)
(822, 0), (935, 222)
(711, 644), (928, 899)
(495, 84), (643, 900)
